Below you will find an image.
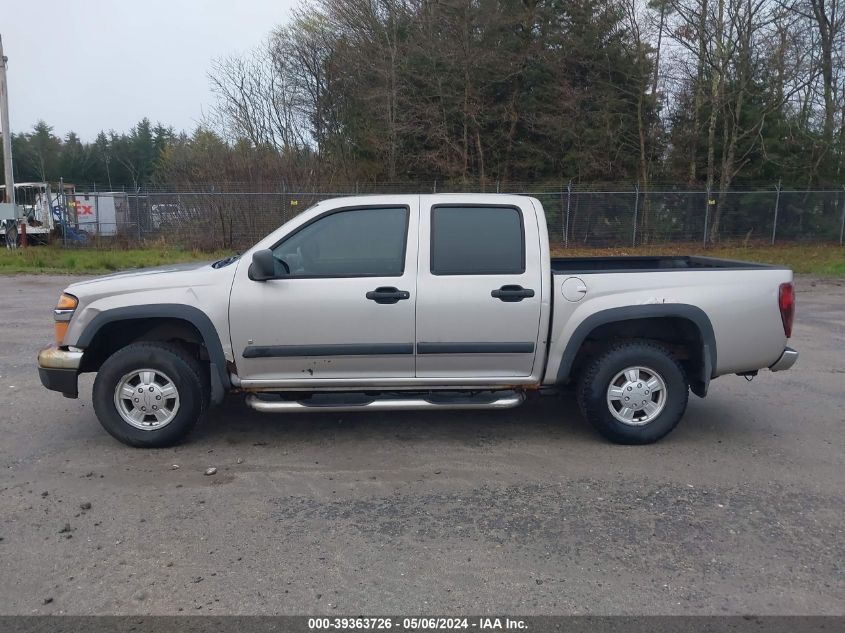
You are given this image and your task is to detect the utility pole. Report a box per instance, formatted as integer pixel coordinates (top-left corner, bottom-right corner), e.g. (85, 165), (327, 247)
(0, 34), (14, 205)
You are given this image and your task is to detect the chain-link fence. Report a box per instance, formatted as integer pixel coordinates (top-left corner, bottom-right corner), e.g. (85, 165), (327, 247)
(45, 184), (845, 250)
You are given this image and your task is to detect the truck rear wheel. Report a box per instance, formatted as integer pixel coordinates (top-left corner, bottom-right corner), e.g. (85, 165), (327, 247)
(577, 340), (689, 444)
(92, 342), (206, 447)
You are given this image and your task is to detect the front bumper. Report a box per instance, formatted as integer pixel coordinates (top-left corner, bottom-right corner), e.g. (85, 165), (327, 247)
(37, 345), (82, 398)
(769, 346), (798, 372)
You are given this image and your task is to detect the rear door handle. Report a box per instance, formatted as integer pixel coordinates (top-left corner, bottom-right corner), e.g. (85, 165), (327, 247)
(491, 285), (535, 302)
(366, 286), (411, 304)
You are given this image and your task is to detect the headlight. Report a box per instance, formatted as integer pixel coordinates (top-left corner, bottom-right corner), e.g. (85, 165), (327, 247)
(54, 293), (78, 345)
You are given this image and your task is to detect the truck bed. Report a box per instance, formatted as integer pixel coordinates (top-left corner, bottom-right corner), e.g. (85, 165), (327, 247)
(550, 255), (784, 274)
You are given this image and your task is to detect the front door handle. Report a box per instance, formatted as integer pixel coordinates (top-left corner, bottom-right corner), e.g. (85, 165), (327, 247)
(366, 286), (411, 304)
(491, 285), (535, 302)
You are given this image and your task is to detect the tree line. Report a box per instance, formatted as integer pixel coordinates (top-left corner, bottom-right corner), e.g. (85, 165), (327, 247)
(4, 0), (844, 209)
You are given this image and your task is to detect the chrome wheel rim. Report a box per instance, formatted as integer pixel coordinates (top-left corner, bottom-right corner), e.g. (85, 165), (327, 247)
(606, 366), (667, 426)
(114, 369), (180, 431)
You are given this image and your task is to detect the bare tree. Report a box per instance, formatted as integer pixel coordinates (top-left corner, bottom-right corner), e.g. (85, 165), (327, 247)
(271, 6), (335, 158)
(320, 0), (414, 180)
(208, 42), (304, 155)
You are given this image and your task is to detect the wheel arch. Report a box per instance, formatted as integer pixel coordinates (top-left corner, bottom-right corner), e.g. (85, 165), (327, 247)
(76, 304), (230, 403)
(555, 304), (716, 397)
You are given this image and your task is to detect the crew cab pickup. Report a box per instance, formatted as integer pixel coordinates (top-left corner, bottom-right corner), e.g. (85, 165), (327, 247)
(37, 194), (798, 447)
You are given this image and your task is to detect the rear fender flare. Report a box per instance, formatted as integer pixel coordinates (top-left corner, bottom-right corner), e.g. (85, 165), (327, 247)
(555, 304), (717, 395)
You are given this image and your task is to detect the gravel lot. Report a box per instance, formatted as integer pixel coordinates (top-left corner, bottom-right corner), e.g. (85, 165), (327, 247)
(0, 274), (842, 615)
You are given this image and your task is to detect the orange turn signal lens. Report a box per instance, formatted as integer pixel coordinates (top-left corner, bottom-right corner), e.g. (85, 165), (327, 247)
(54, 293), (78, 345)
(56, 293), (78, 311)
(55, 321), (70, 345)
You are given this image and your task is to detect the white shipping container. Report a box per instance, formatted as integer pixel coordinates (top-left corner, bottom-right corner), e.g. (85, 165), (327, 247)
(71, 194), (119, 236)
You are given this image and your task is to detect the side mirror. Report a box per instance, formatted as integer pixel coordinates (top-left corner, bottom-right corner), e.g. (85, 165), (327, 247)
(248, 249), (277, 281)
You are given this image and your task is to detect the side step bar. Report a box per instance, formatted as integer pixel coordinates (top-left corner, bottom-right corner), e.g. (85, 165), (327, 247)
(245, 390), (525, 413)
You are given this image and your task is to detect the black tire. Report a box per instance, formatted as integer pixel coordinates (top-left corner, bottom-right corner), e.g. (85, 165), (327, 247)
(577, 340), (689, 445)
(92, 342), (206, 447)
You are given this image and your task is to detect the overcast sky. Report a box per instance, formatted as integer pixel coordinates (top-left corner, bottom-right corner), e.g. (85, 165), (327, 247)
(4, 0), (296, 140)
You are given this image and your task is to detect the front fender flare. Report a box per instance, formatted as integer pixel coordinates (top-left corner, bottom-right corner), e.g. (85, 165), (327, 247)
(76, 304), (230, 404)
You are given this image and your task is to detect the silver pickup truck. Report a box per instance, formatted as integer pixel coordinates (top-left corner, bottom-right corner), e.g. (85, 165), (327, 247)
(37, 194), (798, 447)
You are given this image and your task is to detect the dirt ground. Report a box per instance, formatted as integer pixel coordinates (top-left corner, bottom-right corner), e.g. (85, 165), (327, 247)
(0, 274), (842, 615)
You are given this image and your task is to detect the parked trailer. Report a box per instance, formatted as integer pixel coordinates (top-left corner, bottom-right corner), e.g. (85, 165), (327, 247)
(0, 184), (130, 244)
(0, 182), (75, 244)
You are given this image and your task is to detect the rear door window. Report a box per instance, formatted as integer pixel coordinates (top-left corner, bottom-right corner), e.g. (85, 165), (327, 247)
(430, 206), (525, 275)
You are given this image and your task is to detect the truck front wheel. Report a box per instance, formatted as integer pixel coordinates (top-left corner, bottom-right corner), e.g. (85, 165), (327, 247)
(92, 342), (206, 447)
(577, 340), (689, 444)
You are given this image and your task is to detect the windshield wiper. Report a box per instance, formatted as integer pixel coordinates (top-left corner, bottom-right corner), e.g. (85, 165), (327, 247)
(212, 254), (240, 269)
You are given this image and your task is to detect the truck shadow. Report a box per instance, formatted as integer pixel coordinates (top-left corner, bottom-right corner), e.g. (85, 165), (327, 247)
(194, 391), (594, 445)
(190, 390), (751, 449)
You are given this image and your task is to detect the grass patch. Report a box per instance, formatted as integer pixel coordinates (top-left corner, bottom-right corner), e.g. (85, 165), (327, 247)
(0, 246), (230, 275)
(0, 243), (842, 276)
(550, 243), (845, 276)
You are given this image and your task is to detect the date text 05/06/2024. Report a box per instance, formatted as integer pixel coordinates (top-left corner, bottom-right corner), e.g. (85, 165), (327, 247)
(307, 617), (528, 631)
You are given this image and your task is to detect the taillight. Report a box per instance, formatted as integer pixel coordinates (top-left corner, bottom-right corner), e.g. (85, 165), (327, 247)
(778, 283), (794, 338)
